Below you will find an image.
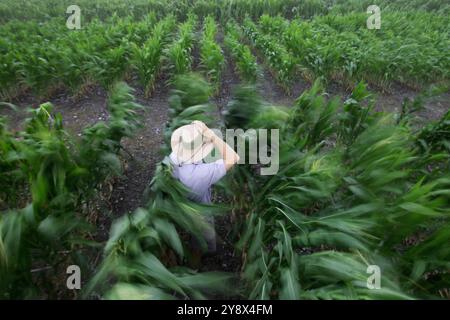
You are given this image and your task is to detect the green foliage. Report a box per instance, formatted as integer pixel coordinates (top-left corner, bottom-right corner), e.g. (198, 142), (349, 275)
(417, 109), (450, 154)
(224, 22), (259, 83)
(243, 18), (296, 92)
(199, 16), (224, 89)
(0, 82), (142, 298)
(168, 73), (212, 113)
(78, 82), (143, 187)
(132, 15), (176, 97)
(287, 80), (340, 149)
(260, 13), (450, 88)
(223, 85), (262, 129)
(165, 15), (197, 79)
(1, 2), (447, 100)
(0, 112), (23, 205)
(250, 105), (290, 129)
(229, 82), (450, 300)
(0, 17), (146, 98)
(337, 82), (375, 146)
(2, 0), (447, 25)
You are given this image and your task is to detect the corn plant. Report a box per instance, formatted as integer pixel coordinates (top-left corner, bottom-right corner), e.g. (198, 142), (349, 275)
(0, 51), (21, 100)
(199, 16), (224, 89)
(417, 109), (450, 155)
(0, 103), (90, 299)
(243, 18), (296, 93)
(224, 22), (259, 83)
(0, 110), (26, 207)
(165, 15), (197, 79)
(17, 45), (63, 96)
(260, 13), (450, 89)
(3, 15), (168, 95)
(224, 80), (450, 299)
(132, 16), (176, 97)
(259, 14), (288, 35)
(86, 44), (131, 90)
(77, 82), (143, 191)
(126, 13), (158, 46)
(222, 85), (262, 129)
(0, 82), (143, 299)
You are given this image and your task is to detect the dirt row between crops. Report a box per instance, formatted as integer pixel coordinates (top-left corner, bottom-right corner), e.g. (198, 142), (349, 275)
(198, 31), (242, 278)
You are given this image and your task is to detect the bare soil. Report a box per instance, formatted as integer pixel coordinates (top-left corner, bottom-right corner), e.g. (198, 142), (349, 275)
(109, 76), (170, 217)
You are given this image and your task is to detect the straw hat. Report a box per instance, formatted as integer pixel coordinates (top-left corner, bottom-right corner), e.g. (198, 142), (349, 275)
(170, 123), (214, 165)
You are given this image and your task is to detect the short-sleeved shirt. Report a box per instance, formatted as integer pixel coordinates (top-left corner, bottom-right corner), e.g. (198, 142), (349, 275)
(169, 153), (227, 204)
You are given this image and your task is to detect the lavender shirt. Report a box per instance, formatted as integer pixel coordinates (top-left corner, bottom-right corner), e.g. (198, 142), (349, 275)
(169, 153), (227, 204)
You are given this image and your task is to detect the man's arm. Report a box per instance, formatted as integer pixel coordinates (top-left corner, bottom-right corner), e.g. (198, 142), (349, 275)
(193, 121), (240, 171)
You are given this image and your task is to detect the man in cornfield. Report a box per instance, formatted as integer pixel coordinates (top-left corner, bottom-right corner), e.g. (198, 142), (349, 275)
(169, 120), (240, 266)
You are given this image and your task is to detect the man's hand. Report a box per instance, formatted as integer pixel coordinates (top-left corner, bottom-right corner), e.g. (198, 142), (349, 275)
(191, 120), (239, 171)
(192, 120), (215, 141)
(192, 120), (207, 133)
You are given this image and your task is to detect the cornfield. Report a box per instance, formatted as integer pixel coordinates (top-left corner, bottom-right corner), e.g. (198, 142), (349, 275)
(0, 0), (449, 301)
